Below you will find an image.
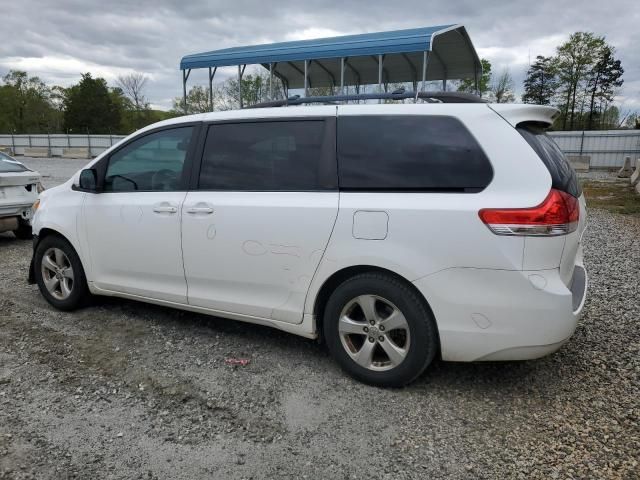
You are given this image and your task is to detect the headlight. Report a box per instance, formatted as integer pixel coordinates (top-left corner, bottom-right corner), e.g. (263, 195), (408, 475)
(36, 182), (45, 193)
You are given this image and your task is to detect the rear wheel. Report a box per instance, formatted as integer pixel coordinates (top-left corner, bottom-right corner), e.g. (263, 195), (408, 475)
(34, 235), (89, 310)
(323, 272), (438, 387)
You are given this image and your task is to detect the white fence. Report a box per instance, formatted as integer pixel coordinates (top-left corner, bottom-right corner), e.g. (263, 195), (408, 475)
(548, 130), (640, 168)
(1, 130), (640, 168)
(0, 134), (126, 158)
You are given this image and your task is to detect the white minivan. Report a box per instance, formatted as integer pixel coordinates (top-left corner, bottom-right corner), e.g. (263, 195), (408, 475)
(29, 94), (587, 386)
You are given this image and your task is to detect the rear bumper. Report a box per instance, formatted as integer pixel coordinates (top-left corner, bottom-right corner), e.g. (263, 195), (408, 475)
(413, 261), (588, 362)
(0, 202), (34, 218)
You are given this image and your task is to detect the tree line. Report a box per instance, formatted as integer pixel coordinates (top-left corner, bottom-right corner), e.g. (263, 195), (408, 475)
(457, 31), (635, 130)
(0, 71), (173, 135)
(1, 30), (636, 134)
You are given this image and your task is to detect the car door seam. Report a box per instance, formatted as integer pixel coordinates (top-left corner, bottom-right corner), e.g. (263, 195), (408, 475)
(178, 191), (190, 301)
(300, 191), (341, 323)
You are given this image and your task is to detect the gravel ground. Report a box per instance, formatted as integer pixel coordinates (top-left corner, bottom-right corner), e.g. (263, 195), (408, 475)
(0, 159), (638, 479)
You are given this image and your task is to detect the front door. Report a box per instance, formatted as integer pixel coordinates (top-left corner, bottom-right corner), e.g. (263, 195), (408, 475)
(181, 117), (339, 323)
(83, 125), (196, 303)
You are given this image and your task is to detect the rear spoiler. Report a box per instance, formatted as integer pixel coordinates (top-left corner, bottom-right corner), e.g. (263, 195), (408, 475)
(488, 104), (560, 128)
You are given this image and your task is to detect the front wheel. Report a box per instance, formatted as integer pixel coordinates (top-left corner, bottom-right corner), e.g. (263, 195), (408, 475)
(34, 235), (89, 311)
(323, 272), (438, 387)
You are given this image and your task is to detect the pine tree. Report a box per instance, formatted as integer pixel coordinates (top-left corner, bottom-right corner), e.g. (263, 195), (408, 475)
(522, 56), (558, 105)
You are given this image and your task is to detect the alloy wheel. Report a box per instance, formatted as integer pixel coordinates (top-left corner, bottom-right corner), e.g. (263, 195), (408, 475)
(338, 294), (411, 371)
(41, 247), (74, 300)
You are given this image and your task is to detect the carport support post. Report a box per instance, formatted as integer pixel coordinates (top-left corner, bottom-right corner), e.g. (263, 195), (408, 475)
(269, 63), (273, 100)
(421, 51), (429, 92)
(378, 54), (383, 103)
(474, 61), (480, 96)
(238, 65), (246, 109)
(442, 76), (447, 92)
(208, 67), (217, 112)
(304, 60), (309, 97)
(340, 57), (345, 95)
(182, 69), (191, 114)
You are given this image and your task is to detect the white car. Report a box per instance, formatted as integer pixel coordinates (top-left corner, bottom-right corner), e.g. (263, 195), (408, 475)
(29, 94), (588, 386)
(0, 152), (43, 239)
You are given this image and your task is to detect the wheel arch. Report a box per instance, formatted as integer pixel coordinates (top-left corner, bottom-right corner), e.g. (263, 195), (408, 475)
(312, 265), (441, 352)
(31, 227), (90, 283)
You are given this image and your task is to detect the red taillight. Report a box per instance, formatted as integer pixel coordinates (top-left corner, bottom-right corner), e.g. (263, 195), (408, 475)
(479, 189), (579, 236)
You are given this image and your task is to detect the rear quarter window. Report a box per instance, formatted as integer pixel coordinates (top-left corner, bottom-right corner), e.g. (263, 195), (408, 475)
(337, 115), (493, 192)
(517, 124), (581, 197)
(0, 153), (29, 173)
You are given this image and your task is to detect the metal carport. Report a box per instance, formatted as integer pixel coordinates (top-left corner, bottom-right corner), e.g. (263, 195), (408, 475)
(179, 24), (481, 109)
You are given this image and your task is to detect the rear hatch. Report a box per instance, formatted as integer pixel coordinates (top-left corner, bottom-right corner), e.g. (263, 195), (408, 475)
(487, 104), (586, 290)
(516, 124), (586, 287)
(0, 158), (41, 208)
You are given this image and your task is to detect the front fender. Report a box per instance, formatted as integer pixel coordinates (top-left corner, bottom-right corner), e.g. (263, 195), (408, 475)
(31, 186), (89, 281)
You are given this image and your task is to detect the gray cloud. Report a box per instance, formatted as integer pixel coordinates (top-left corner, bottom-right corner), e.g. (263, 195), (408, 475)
(1, 0), (638, 111)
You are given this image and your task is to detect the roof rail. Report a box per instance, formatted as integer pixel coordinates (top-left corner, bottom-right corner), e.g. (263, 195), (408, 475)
(248, 90), (485, 108)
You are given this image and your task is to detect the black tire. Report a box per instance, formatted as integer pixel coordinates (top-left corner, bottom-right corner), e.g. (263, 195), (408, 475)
(34, 234), (89, 311)
(323, 272), (438, 387)
(13, 219), (32, 240)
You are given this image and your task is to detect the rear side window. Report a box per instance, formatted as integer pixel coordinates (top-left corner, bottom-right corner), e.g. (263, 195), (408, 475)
(199, 120), (335, 191)
(337, 115), (493, 192)
(517, 124), (581, 197)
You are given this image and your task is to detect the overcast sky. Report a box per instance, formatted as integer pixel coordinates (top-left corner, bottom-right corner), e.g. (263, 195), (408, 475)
(1, 0), (638, 113)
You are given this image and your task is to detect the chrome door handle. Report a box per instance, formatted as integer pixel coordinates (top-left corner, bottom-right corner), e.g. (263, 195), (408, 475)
(153, 205), (178, 213)
(186, 206), (214, 214)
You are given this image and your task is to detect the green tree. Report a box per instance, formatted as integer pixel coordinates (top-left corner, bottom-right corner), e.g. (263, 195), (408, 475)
(457, 59), (492, 96)
(172, 72), (286, 114)
(586, 46), (623, 129)
(0, 70), (58, 133)
(522, 56), (558, 105)
(63, 73), (122, 133)
(219, 73), (285, 109)
(600, 105), (620, 129)
(555, 32), (606, 130)
(172, 85), (210, 114)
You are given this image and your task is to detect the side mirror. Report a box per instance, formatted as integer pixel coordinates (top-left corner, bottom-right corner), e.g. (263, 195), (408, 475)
(78, 168), (98, 192)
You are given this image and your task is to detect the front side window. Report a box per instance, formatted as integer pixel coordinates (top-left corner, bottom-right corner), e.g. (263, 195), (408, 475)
(104, 126), (193, 192)
(338, 115), (493, 192)
(199, 120), (333, 191)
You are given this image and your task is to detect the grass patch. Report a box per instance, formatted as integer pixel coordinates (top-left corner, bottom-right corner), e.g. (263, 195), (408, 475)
(582, 179), (640, 215)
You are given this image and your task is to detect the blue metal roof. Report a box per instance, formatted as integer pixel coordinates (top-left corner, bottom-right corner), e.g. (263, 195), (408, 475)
(180, 25), (455, 70)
